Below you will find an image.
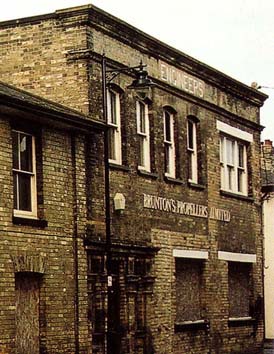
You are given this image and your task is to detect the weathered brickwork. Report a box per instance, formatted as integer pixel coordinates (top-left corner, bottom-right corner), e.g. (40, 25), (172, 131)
(0, 4), (268, 354)
(0, 105), (94, 353)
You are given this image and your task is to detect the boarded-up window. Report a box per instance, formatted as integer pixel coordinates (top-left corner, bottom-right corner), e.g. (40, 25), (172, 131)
(228, 262), (251, 318)
(15, 272), (41, 354)
(175, 258), (203, 322)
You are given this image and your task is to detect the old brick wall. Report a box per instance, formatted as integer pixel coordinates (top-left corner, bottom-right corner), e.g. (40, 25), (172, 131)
(0, 9), (91, 114)
(0, 114), (90, 353)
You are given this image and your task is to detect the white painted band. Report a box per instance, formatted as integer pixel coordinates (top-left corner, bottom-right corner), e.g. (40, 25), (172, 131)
(173, 249), (208, 259)
(217, 120), (253, 142)
(218, 251), (256, 263)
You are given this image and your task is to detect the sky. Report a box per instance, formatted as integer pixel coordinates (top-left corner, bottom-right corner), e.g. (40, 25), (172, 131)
(1, 0), (274, 141)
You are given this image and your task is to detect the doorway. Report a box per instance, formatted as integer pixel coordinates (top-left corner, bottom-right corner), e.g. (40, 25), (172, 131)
(15, 272), (41, 354)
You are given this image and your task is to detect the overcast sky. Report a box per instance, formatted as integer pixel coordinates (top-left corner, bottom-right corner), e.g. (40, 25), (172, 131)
(1, 0), (274, 141)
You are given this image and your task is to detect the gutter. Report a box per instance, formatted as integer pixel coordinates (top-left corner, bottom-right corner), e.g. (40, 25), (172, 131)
(0, 95), (106, 133)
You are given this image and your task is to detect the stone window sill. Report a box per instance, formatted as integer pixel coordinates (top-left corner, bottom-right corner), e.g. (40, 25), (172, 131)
(164, 175), (184, 185)
(109, 163), (130, 172)
(13, 216), (48, 228)
(188, 181), (206, 190)
(137, 169), (158, 179)
(220, 190), (254, 202)
(175, 319), (209, 332)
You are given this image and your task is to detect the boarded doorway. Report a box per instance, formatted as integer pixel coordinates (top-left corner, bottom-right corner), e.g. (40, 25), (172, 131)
(15, 272), (41, 354)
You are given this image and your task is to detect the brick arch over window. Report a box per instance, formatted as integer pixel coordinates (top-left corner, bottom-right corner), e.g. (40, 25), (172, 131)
(107, 83), (125, 95)
(163, 105), (177, 115)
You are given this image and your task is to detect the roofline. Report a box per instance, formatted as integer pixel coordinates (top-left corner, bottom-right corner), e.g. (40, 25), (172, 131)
(0, 5), (92, 27)
(2, 99), (106, 133)
(0, 81), (105, 132)
(0, 4), (268, 106)
(88, 5), (268, 106)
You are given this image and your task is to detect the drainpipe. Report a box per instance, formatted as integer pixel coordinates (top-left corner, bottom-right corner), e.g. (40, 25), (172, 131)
(102, 55), (112, 354)
(71, 134), (80, 354)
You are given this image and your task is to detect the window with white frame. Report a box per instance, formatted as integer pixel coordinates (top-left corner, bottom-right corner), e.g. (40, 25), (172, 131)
(217, 120), (252, 196)
(164, 110), (175, 178)
(107, 88), (122, 164)
(220, 136), (248, 195)
(136, 100), (150, 171)
(187, 118), (198, 183)
(12, 130), (37, 218)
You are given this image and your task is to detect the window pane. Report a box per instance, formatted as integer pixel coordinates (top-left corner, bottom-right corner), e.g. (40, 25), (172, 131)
(165, 144), (170, 174)
(188, 121), (194, 149)
(108, 128), (116, 160)
(18, 173), (32, 211)
(164, 112), (171, 142)
(226, 139), (234, 165)
(238, 168), (244, 192)
(139, 103), (146, 133)
(228, 166), (233, 190)
(220, 137), (224, 163)
(20, 134), (33, 172)
(13, 174), (18, 209)
(110, 91), (117, 125)
(238, 144), (244, 167)
(12, 131), (19, 169)
(139, 136), (145, 166)
(220, 164), (225, 189)
(188, 151), (193, 180)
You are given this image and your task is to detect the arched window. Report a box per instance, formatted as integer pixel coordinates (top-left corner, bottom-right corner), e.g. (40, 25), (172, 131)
(163, 108), (176, 178)
(136, 100), (150, 172)
(187, 116), (199, 183)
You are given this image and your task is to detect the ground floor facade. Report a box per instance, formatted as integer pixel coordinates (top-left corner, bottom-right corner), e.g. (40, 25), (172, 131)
(0, 227), (263, 354)
(85, 225), (263, 354)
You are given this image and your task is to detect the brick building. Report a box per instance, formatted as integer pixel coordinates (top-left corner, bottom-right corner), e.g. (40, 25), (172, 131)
(0, 4), (268, 354)
(0, 81), (104, 353)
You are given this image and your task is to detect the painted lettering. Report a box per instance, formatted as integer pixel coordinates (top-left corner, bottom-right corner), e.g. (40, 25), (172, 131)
(159, 62), (205, 98)
(143, 194), (230, 222)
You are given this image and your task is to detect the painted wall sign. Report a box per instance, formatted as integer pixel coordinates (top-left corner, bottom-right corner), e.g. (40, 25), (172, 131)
(143, 194), (231, 223)
(159, 61), (205, 98)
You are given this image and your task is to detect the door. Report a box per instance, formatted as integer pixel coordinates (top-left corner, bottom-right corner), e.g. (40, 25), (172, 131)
(15, 272), (40, 354)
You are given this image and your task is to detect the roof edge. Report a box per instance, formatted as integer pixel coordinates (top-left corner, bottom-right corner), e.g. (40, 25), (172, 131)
(0, 4), (268, 106)
(89, 5), (268, 106)
(0, 81), (105, 132)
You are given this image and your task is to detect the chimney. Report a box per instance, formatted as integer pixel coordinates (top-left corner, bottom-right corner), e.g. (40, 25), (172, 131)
(264, 139), (273, 147)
